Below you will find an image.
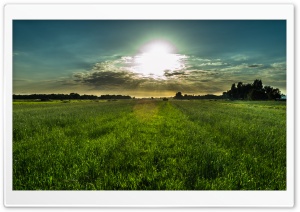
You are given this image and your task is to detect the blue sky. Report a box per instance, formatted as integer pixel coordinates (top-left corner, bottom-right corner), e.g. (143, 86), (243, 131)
(13, 20), (286, 97)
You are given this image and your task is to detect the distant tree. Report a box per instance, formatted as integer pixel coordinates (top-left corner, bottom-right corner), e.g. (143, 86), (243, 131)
(247, 89), (266, 100)
(237, 82), (243, 99)
(272, 88), (281, 99)
(264, 85), (281, 100)
(222, 92), (228, 99)
(264, 86), (273, 100)
(243, 83), (252, 99)
(252, 79), (263, 90)
(13, 93), (131, 100)
(229, 83), (237, 99)
(224, 79), (281, 101)
(70, 93), (80, 99)
(175, 92), (183, 99)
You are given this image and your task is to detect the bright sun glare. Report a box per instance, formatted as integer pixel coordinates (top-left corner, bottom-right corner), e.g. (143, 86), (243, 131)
(134, 40), (185, 78)
(144, 41), (172, 54)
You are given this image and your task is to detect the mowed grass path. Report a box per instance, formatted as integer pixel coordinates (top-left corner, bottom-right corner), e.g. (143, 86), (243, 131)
(13, 100), (286, 190)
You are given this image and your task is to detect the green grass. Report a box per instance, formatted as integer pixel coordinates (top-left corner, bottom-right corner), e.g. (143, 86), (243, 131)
(13, 99), (286, 190)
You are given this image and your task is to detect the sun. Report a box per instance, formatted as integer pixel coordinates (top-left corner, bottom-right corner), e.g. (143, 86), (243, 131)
(142, 41), (173, 54)
(133, 40), (184, 78)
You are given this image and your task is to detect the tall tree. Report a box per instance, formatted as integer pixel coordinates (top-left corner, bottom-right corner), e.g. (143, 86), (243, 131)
(230, 83), (237, 99)
(252, 79), (263, 90)
(237, 82), (243, 99)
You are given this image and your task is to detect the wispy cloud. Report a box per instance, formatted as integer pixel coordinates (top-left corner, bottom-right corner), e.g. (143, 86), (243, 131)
(231, 54), (249, 61)
(13, 51), (27, 57)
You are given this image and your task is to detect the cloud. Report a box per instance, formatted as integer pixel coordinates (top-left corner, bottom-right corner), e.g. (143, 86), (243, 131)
(197, 62), (228, 66)
(218, 63), (265, 75)
(231, 54), (249, 61)
(248, 64), (264, 68)
(262, 62), (286, 85)
(70, 60), (147, 91)
(74, 70), (144, 89)
(163, 70), (186, 77)
(13, 51), (28, 57)
(185, 57), (229, 70)
(270, 62), (286, 70)
(13, 79), (30, 82)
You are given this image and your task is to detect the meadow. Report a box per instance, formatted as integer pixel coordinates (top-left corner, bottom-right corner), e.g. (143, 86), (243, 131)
(13, 99), (286, 190)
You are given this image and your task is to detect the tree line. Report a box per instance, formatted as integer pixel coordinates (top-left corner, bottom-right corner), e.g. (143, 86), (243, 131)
(174, 79), (283, 101)
(13, 93), (132, 100)
(13, 79), (283, 101)
(174, 92), (223, 100)
(224, 79), (282, 100)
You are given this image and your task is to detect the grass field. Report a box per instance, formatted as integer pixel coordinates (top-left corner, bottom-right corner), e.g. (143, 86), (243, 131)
(13, 99), (286, 190)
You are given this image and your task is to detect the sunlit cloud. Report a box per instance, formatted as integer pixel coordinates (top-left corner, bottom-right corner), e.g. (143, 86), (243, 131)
(133, 53), (186, 78)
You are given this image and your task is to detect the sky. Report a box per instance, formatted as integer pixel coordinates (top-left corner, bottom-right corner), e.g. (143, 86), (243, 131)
(13, 20), (286, 97)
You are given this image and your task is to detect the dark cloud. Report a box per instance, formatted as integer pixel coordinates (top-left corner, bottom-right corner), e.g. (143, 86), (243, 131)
(73, 70), (145, 90)
(188, 70), (210, 75)
(248, 64), (264, 68)
(164, 70), (186, 77)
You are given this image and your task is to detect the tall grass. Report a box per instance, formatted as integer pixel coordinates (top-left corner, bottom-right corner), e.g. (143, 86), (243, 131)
(13, 100), (286, 190)
(172, 100), (286, 190)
